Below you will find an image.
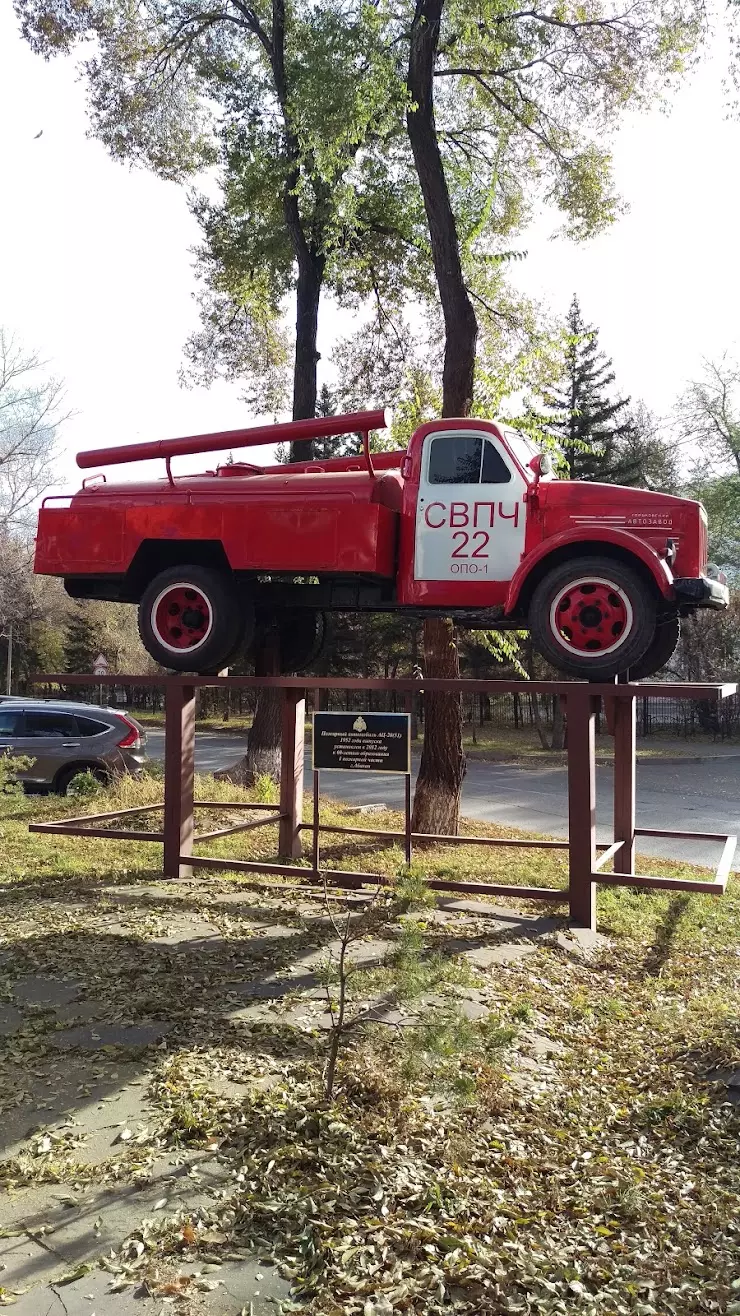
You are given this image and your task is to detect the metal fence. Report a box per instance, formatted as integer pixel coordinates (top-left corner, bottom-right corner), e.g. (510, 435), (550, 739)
(28, 679), (740, 740)
(28, 672), (739, 934)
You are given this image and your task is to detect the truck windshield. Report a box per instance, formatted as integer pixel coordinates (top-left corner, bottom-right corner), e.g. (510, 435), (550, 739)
(502, 428), (541, 478)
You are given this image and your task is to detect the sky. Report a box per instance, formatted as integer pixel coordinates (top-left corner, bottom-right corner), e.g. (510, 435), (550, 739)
(1, 4), (739, 493)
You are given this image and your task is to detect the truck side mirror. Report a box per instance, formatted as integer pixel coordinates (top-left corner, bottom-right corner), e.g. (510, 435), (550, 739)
(530, 452), (552, 479)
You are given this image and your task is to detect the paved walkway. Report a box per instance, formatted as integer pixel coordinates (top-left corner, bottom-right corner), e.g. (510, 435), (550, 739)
(0, 878), (599, 1313)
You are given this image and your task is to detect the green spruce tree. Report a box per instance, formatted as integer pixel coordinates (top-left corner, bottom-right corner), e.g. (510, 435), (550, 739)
(314, 384), (363, 460)
(275, 385), (363, 464)
(64, 603), (101, 673)
(544, 296), (639, 484)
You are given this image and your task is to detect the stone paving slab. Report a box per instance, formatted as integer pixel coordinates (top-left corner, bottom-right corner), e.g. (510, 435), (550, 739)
(51, 1000), (108, 1025)
(196, 1256), (292, 1313)
(0, 1003), (25, 1035)
(149, 914), (224, 944)
(464, 943), (539, 968)
(14, 977), (83, 1007)
(2, 1066), (153, 1164)
(705, 1067), (740, 1105)
(436, 900), (559, 928)
(555, 927), (610, 956)
(7, 1269), (157, 1315)
(100, 883), (188, 901)
(294, 937), (394, 972)
(0, 1157), (234, 1296)
(51, 1023), (172, 1051)
(223, 972), (319, 1000)
(0, 1057), (150, 1158)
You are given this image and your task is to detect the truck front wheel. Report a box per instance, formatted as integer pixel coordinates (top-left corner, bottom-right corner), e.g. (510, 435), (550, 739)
(528, 556), (656, 679)
(139, 566), (247, 672)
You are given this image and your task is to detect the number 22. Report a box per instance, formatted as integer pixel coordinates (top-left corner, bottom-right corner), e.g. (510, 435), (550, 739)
(451, 531), (490, 558)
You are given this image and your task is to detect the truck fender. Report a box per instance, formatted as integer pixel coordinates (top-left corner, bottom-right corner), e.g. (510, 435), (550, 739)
(504, 527), (674, 615)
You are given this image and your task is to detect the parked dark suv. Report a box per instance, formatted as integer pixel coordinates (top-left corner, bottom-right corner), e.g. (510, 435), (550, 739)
(0, 699), (148, 794)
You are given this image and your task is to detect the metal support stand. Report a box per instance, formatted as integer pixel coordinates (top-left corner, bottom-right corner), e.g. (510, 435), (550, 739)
(566, 691), (597, 928)
(613, 688), (637, 877)
(163, 681), (195, 879)
(29, 673), (737, 932)
(279, 688), (305, 859)
(404, 774), (413, 867)
(312, 769), (320, 874)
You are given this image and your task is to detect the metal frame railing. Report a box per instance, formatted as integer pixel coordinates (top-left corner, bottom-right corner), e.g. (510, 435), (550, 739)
(27, 674), (738, 933)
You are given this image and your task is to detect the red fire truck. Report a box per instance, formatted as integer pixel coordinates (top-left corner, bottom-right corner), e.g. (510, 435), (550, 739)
(34, 409), (728, 679)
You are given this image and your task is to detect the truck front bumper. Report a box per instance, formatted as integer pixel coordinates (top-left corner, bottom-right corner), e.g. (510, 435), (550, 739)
(673, 575), (730, 609)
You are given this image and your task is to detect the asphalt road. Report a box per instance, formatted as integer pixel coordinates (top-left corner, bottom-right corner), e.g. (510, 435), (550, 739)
(145, 729), (740, 871)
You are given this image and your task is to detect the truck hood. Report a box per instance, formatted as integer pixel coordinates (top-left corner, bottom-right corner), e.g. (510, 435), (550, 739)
(540, 479), (700, 519)
(539, 479), (706, 578)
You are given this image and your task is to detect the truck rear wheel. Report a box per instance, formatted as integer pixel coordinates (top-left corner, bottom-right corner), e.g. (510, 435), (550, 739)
(139, 566), (248, 672)
(528, 556), (656, 679)
(627, 613), (680, 680)
(281, 609), (327, 673)
(254, 608), (328, 673)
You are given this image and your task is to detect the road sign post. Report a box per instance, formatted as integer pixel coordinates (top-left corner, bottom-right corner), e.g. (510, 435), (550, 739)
(93, 654), (109, 705)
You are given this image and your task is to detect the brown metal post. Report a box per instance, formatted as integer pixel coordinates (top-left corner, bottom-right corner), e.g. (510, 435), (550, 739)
(566, 688), (597, 930)
(613, 690), (636, 876)
(163, 679), (195, 879)
(278, 688), (305, 858)
(404, 774), (412, 866)
(312, 769), (320, 875)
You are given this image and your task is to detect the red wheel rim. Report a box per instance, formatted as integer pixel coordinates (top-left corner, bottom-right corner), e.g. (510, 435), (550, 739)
(549, 576), (633, 657)
(151, 583), (213, 653)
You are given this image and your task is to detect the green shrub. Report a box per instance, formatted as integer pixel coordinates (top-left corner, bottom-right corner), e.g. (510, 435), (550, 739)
(0, 751), (32, 796)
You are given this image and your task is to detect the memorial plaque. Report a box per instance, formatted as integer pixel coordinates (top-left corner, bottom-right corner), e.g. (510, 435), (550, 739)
(312, 712), (411, 773)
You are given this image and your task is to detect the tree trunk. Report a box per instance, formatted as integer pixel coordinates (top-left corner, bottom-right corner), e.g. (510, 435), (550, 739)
(407, 0), (478, 418)
(270, 0), (323, 463)
(241, 252), (323, 775)
(411, 617), (466, 836)
(551, 696), (566, 751)
(232, 0), (325, 771)
(406, 0), (477, 833)
(289, 254), (324, 461)
(531, 692), (551, 750)
(218, 626), (282, 785)
(234, 251), (322, 780)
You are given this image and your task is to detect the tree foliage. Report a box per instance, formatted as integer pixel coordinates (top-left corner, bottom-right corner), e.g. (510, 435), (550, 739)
(540, 295), (641, 482)
(64, 602), (102, 675)
(0, 329), (65, 529)
(618, 402), (681, 492)
(422, 0), (708, 241)
(15, 0), (419, 431)
(677, 355), (740, 475)
(675, 357), (740, 591)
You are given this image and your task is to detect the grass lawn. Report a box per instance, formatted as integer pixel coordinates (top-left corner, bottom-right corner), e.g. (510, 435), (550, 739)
(0, 772), (737, 1313)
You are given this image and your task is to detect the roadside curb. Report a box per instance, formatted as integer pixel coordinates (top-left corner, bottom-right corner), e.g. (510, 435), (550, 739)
(636, 753), (740, 765)
(144, 728), (740, 767)
(459, 751), (740, 768)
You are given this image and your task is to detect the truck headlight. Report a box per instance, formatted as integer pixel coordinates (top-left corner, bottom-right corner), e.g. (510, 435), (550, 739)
(707, 564), (728, 585)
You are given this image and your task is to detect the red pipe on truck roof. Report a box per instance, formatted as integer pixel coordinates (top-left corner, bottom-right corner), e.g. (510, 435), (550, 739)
(76, 409), (390, 470)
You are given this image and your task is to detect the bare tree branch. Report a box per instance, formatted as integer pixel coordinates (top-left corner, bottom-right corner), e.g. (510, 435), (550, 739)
(0, 329), (67, 529)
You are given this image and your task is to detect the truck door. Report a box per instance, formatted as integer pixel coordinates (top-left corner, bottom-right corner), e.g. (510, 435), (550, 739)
(414, 430), (527, 583)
